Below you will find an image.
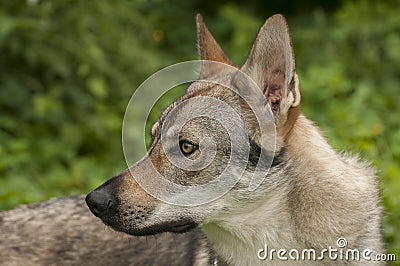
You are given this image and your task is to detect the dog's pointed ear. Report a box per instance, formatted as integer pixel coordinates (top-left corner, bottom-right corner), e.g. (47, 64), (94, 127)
(196, 14), (233, 78)
(240, 14), (301, 131)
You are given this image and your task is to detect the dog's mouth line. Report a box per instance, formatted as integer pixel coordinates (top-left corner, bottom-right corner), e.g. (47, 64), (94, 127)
(102, 216), (198, 235)
(168, 221), (197, 232)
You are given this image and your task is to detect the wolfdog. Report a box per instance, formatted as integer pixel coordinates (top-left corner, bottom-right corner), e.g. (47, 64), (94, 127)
(0, 196), (205, 265)
(86, 14), (384, 265)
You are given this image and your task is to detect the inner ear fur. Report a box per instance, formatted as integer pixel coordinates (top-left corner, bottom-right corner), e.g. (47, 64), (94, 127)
(240, 14), (301, 135)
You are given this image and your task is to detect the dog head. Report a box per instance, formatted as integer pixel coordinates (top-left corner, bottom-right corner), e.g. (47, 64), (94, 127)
(86, 14), (301, 236)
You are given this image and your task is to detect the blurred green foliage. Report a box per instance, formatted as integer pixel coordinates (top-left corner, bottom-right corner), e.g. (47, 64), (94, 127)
(0, 0), (399, 259)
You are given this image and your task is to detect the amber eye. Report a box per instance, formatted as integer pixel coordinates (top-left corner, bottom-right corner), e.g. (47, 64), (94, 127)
(180, 140), (198, 155)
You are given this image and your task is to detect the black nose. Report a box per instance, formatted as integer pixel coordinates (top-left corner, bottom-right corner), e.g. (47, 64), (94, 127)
(85, 191), (114, 217)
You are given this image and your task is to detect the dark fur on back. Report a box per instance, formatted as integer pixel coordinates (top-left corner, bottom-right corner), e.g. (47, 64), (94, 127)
(0, 196), (207, 266)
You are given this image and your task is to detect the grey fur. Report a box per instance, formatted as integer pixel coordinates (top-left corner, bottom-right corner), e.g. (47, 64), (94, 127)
(0, 196), (208, 266)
